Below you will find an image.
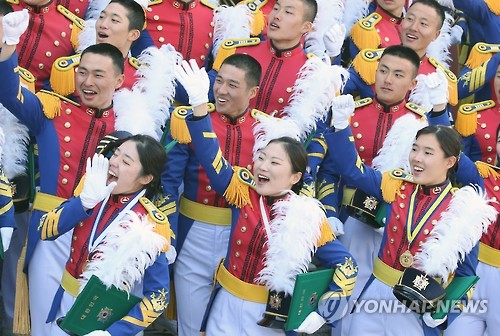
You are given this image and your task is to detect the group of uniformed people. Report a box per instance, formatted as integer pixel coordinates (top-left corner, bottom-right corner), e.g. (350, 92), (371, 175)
(0, 0), (498, 335)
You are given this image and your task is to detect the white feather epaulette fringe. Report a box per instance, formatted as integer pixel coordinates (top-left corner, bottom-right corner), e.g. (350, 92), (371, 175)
(343, 0), (371, 38)
(212, 5), (252, 59)
(0, 106), (29, 179)
(76, 20), (96, 53)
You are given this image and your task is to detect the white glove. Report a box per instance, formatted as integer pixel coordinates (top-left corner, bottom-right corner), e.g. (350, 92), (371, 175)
(165, 246), (177, 264)
(450, 25), (463, 45)
(175, 59), (210, 107)
(422, 312), (447, 328)
(80, 154), (116, 209)
(0, 227), (13, 252)
(331, 94), (355, 130)
(327, 217), (344, 236)
(423, 68), (449, 106)
(294, 311), (326, 334)
(84, 331), (111, 336)
(324, 23), (346, 58)
(2, 9), (29, 45)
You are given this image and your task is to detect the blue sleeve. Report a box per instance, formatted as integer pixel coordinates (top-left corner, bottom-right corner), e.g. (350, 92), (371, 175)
(460, 136), (482, 162)
(0, 167), (15, 229)
(107, 253), (170, 336)
(0, 52), (47, 135)
(455, 152), (484, 188)
(38, 197), (92, 240)
(458, 53), (500, 99)
(348, 39), (361, 61)
(342, 67), (374, 99)
(130, 30), (155, 58)
(315, 145), (342, 218)
(427, 110), (451, 126)
(453, 0), (493, 21)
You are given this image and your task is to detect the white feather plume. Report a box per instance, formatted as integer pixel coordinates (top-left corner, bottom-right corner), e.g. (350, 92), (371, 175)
(426, 12), (454, 66)
(0, 125), (4, 160)
(76, 19), (97, 53)
(212, 5), (252, 59)
(256, 192), (327, 294)
(343, 0), (370, 38)
(413, 185), (498, 281)
(409, 77), (433, 112)
(80, 211), (167, 292)
(312, 0), (345, 35)
(114, 45), (181, 140)
(0, 105), (29, 179)
(252, 115), (302, 161)
(282, 58), (349, 142)
(372, 114), (428, 173)
(435, 0), (455, 10)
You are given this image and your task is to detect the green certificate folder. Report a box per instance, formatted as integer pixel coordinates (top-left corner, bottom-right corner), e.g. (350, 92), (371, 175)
(59, 275), (141, 336)
(285, 268), (335, 331)
(431, 276), (479, 320)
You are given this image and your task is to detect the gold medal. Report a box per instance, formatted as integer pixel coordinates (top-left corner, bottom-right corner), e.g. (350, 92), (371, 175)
(399, 250), (414, 268)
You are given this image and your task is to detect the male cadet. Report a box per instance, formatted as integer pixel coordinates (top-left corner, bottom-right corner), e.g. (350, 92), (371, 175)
(7, 0), (84, 91)
(1, 10), (125, 334)
(344, 0), (458, 108)
(163, 53), (261, 336)
(50, 0), (146, 96)
(316, 45), (450, 336)
(348, 0), (406, 59)
(130, 0), (215, 64)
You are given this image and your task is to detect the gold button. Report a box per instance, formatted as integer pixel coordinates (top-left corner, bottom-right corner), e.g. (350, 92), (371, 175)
(65, 108), (71, 115)
(205, 43), (210, 49)
(352, 122), (359, 127)
(209, 32), (213, 38)
(396, 214), (400, 220)
(206, 185), (212, 191)
(356, 133), (362, 139)
(75, 8), (80, 13)
(361, 158), (365, 163)
(241, 226), (246, 232)
(200, 55), (206, 61)
(485, 134), (491, 139)
(62, 178), (68, 185)
(203, 198), (208, 204)
(46, 51), (52, 57)
(286, 87), (292, 93)
(278, 98), (284, 104)
(401, 185), (405, 191)
(64, 136), (70, 142)
(38, 63), (44, 69)
(487, 146), (493, 152)
(65, 151), (71, 158)
(210, 22), (215, 27)
(392, 226), (397, 232)
(387, 250), (391, 255)
(384, 37), (389, 42)
(54, 40), (60, 46)
(477, 114), (482, 119)
(159, 37), (165, 43)
(63, 165), (69, 171)
(494, 186), (499, 192)
(157, 25), (163, 31)
(154, 15), (159, 20)
(69, 24), (73, 29)
(487, 158), (493, 163)
(71, 247), (74, 252)
(481, 123), (487, 129)
(423, 229), (429, 235)
(70, 258), (73, 263)
(78, 222), (83, 227)
(61, 32), (67, 37)
(432, 219), (438, 225)
(235, 252), (240, 257)
(247, 165), (252, 170)
(73, 235), (77, 241)
(419, 241), (423, 246)
(64, 122), (71, 128)
(401, 194), (406, 199)
(244, 213), (248, 219)
(232, 265), (237, 270)
(359, 146), (365, 152)
(399, 203), (405, 208)
(236, 239), (241, 245)
(390, 238), (394, 244)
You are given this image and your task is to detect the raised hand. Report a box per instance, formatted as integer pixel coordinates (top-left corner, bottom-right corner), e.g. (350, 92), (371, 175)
(2, 9), (29, 45)
(331, 94), (355, 130)
(80, 154), (116, 210)
(175, 59), (210, 107)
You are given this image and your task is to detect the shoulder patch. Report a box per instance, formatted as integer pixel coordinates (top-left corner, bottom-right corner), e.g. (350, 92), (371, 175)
(428, 57), (457, 82)
(358, 12), (383, 31)
(250, 108), (269, 120)
(355, 97), (372, 109)
(405, 102), (427, 118)
(244, 0), (268, 11)
(128, 56), (143, 70)
(57, 5), (85, 30)
(52, 54), (81, 72)
(459, 100), (495, 115)
(18, 66), (35, 92)
(220, 37), (261, 51)
(360, 48), (385, 62)
(389, 169), (414, 183)
(200, 0), (217, 9)
(236, 167), (256, 189)
(139, 197), (169, 224)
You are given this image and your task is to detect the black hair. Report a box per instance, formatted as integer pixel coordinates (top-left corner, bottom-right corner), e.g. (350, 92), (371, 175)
(381, 45), (421, 78)
(410, 0), (445, 29)
(0, 0), (13, 16)
(302, 0), (318, 23)
(221, 53), (262, 88)
(268, 136), (307, 194)
(108, 0), (146, 31)
(81, 43), (125, 75)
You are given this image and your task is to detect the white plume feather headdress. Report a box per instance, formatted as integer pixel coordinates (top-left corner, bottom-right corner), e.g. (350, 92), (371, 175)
(413, 185), (497, 281)
(252, 116), (302, 160)
(372, 113), (428, 173)
(256, 192), (327, 294)
(114, 44), (181, 140)
(310, 0), (345, 36)
(343, 0), (370, 39)
(0, 105), (29, 179)
(80, 211), (167, 292)
(76, 19), (97, 53)
(426, 12), (454, 66)
(212, 5), (253, 59)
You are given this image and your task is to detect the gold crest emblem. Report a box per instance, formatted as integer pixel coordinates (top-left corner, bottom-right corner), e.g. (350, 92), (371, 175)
(363, 196), (379, 211)
(97, 307), (113, 322)
(269, 293), (282, 310)
(412, 274), (430, 291)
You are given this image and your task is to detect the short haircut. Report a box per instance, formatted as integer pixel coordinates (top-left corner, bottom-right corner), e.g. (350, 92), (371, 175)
(301, 0), (317, 23)
(81, 43), (125, 75)
(410, 0), (445, 29)
(221, 53), (262, 88)
(109, 0), (146, 31)
(0, 0), (13, 16)
(268, 136), (307, 194)
(380, 45), (421, 77)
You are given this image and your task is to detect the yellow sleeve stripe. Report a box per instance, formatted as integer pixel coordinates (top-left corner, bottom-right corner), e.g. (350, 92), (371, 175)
(158, 201), (176, 216)
(317, 184), (335, 200)
(0, 200), (13, 216)
(40, 208), (62, 240)
(212, 149), (225, 174)
(308, 153), (325, 158)
(203, 132), (217, 138)
(323, 205), (337, 213)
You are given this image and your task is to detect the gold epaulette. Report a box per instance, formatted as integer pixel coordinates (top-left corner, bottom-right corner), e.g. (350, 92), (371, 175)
(465, 42), (500, 69)
(213, 37), (261, 71)
(428, 57), (458, 105)
(485, 0), (500, 15)
(381, 169), (413, 203)
(455, 100), (495, 136)
(6, 0), (19, 4)
(242, 0), (267, 35)
(350, 12), (382, 50)
(354, 97), (372, 109)
(200, 0), (217, 9)
(57, 5), (84, 30)
(35, 90), (78, 119)
(405, 102), (427, 118)
(223, 166), (255, 208)
(139, 197), (169, 224)
(170, 103), (215, 143)
(148, 0), (162, 5)
(475, 161), (500, 179)
(250, 108), (269, 120)
(50, 54), (81, 96)
(128, 56), (143, 70)
(18, 66), (35, 93)
(352, 48), (384, 85)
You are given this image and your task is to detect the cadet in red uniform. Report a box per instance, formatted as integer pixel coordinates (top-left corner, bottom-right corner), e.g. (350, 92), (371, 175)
(164, 54), (262, 336)
(8, 0), (84, 91)
(1, 10), (125, 334)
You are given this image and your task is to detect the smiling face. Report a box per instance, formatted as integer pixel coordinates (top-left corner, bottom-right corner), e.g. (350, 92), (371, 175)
(95, 2), (140, 56)
(409, 133), (456, 186)
(400, 2), (441, 58)
(107, 140), (153, 195)
(375, 54), (417, 105)
(214, 64), (259, 117)
(253, 142), (302, 197)
(75, 52), (124, 109)
(267, 0), (313, 50)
